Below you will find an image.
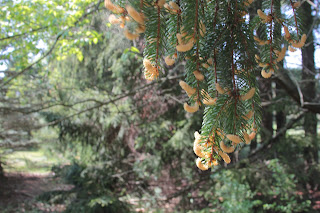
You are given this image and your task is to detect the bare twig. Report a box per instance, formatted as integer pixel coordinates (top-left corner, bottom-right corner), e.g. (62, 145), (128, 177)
(274, 69), (320, 113)
(248, 111), (306, 160)
(0, 34), (63, 88)
(35, 81), (161, 128)
(0, 26), (51, 41)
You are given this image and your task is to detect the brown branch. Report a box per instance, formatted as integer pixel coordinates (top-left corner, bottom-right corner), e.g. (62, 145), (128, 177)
(156, 5), (161, 67)
(175, 0), (181, 55)
(230, 2), (237, 132)
(212, 0), (219, 28)
(214, 49), (218, 97)
(24, 98), (105, 114)
(248, 111), (306, 161)
(274, 69), (320, 113)
(269, 0), (274, 64)
(289, 0), (299, 36)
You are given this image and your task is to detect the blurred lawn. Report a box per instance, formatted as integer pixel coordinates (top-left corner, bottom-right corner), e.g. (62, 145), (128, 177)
(0, 144), (67, 174)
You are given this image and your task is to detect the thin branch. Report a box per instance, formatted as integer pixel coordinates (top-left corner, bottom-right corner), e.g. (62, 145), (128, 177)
(0, 34), (62, 88)
(35, 81), (158, 129)
(274, 69), (320, 113)
(292, 74), (304, 107)
(0, 26), (50, 41)
(25, 98), (104, 114)
(248, 111), (306, 161)
(305, 0), (318, 9)
(0, 0), (104, 88)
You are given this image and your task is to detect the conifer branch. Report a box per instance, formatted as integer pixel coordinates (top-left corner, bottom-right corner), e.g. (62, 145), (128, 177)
(289, 0), (299, 36)
(213, 50), (218, 97)
(175, 0), (181, 56)
(269, 0), (274, 65)
(230, 3), (237, 132)
(194, 0), (199, 40)
(213, 0), (219, 28)
(104, 0), (306, 169)
(156, 4), (161, 67)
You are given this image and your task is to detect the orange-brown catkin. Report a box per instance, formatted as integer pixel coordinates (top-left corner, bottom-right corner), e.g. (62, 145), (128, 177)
(165, 55), (175, 66)
(193, 70), (204, 81)
(276, 47), (286, 62)
(124, 29), (139, 40)
(176, 40), (194, 52)
(215, 83), (226, 94)
(261, 69), (272, 79)
(249, 132), (256, 140)
(289, 46), (297, 52)
(105, 0), (125, 13)
(157, 0), (166, 7)
(169, 1), (180, 10)
(220, 141), (235, 153)
(243, 132), (251, 144)
(143, 58), (159, 81)
(179, 81), (196, 97)
(201, 90), (217, 105)
(219, 151), (231, 164)
(126, 5), (145, 25)
(284, 26), (291, 41)
(243, 110), (254, 120)
(226, 134), (242, 144)
(196, 158), (209, 170)
(108, 14), (120, 24)
(184, 102), (199, 113)
(292, 34), (307, 48)
(240, 88), (255, 101)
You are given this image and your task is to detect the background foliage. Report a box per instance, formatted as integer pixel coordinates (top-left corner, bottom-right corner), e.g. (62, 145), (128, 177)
(0, 0), (319, 212)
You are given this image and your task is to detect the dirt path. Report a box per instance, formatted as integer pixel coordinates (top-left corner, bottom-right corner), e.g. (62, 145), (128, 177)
(0, 172), (73, 212)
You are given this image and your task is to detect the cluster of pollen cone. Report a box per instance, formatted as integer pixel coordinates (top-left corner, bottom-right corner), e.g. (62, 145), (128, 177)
(105, 0), (305, 170)
(105, 0), (206, 81)
(181, 80), (257, 170)
(193, 129), (257, 170)
(254, 2), (306, 79)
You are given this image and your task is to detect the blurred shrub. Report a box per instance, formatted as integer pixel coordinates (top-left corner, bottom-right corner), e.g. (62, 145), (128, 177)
(49, 163), (131, 213)
(196, 159), (311, 213)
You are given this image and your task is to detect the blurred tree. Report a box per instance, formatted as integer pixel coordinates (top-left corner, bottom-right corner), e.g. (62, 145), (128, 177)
(300, 0), (319, 189)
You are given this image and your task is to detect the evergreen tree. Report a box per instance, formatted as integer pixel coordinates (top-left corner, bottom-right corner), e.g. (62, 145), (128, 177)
(105, 0), (308, 169)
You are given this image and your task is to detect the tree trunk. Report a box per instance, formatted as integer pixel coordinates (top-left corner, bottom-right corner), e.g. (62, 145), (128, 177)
(301, 1), (318, 164)
(0, 161), (4, 178)
(259, 79), (274, 140)
(301, 1), (318, 189)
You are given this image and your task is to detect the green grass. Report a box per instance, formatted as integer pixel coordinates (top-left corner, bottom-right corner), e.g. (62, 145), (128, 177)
(0, 144), (67, 174)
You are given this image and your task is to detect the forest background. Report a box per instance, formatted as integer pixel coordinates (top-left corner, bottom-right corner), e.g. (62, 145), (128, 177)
(0, 0), (320, 212)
